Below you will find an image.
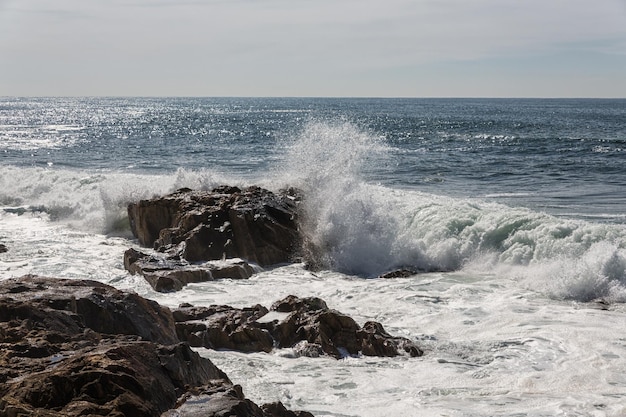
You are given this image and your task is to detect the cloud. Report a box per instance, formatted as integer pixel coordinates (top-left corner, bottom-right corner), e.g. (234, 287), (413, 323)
(1, 0), (625, 96)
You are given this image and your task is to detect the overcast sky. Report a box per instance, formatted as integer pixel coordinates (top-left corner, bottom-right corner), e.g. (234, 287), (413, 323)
(1, 0), (625, 97)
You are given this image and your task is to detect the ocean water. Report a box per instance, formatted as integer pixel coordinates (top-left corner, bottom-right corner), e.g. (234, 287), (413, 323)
(1, 97), (625, 416)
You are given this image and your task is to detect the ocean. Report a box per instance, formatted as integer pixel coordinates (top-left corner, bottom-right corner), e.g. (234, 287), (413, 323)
(1, 97), (625, 416)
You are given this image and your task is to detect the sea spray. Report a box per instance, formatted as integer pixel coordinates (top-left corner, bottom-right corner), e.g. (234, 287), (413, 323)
(270, 120), (626, 300)
(0, 165), (242, 236)
(273, 120), (414, 275)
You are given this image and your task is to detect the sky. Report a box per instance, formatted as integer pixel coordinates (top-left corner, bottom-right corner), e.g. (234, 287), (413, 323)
(1, 0), (626, 97)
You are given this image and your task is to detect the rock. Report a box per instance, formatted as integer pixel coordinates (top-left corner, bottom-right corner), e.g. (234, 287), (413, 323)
(173, 295), (423, 359)
(124, 248), (256, 292)
(262, 401), (316, 417)
(0, 244), (7, 253)
(162, 384), (265, 417)
(378, 268), (418, 278)
(127, 186), (301, 267)
(0, 276), (313, 417)
(174, 304), (274, 353)
(1, 341), (228, 417)
(0, 274), (178, 345)
(0, 276), (225, 416)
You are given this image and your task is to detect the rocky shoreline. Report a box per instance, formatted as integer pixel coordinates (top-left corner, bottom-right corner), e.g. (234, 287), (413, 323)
(0, 276), (316, 416)
(1, 185), (424, 416)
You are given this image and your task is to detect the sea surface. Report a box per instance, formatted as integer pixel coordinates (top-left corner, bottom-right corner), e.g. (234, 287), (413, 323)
(1, 97), (626, 416)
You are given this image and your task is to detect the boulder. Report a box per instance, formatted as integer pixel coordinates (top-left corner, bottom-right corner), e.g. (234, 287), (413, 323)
(174, 304), (274, 353)
(0, 274), (178, 346)
(173, 295), (423, 359)
(270, 295), (423, 359)
(124, 248), (256, 292)
(127, 186), (301, 267)
(0, 276), (313, 417)
(1, 341), (228, 417)
(0, 244), (7, 253)
(378, 268), (418, 278)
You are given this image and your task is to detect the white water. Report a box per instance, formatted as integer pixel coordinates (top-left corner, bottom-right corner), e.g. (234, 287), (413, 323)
(2, 121), (626, 416)
(1, 210), (625, 416)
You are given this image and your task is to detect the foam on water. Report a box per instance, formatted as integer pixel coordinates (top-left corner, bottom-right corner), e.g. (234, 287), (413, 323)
(0, 164), (246, 236)
(271, 120), (626, 302)
(2, 99), (626, 416)
(2, 119), (626, 303)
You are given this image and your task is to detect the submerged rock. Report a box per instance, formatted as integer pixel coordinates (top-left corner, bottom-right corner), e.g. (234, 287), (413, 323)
(124, 248), (256, 292)
(0, 244), (7, 253)
(173, 295), (423, 359)
(127, 186), (301, 267)
(0, 276), (313, 417)
(378, 268), (419, 278)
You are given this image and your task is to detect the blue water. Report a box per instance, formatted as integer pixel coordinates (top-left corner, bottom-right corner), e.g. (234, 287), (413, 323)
(2, 98), (626, 416)
(2, 97), (624, 222)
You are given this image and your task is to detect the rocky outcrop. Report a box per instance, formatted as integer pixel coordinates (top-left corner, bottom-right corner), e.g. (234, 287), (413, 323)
(124, 248), (257, 292)
(173, 295), (423, 359)
(0, 244), (7, 253)
(127, 186), (301, 267)
(0, 276), (312, 417)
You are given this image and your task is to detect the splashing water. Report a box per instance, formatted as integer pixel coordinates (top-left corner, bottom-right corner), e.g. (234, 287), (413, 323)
(269, 120), (626, 301)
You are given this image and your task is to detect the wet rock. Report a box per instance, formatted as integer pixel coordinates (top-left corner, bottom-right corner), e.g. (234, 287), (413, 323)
(127, 186), (301, 267)
(1, 341), (228, 417)
(0, 276), (225, 416)
(124, 248), (256, 292)
(0, 276), (314, 417)
(174, 304), (273, 353)
(378, 268), (418, 278)
(163, 384), (265, 417)
(0, 274), (178, 345)
(0, 244), (7, 253)
(262, 401), (316, 417)
(173, 295), (423, 359)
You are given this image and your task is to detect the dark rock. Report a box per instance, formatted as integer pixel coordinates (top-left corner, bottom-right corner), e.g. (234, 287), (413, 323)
(174, 304), (274, 353)
(1, 341), (228, 417)
(0, 244), (7, 253)
(127, 186), (301, 267)
(163, 384), (265, 417)
(0, 274), (178, 345)
(262, 401), (316, 417)
(0, 276), (225, 416)
(124, 248), (256, 292)
(378, 268), (418, 278)
(173, 295), (423, 359)
(0, 276), (314, 417)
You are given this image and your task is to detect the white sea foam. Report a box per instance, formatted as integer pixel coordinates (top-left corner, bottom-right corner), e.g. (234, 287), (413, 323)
(0, 165), (245, 236)
(2, 99), (626, 417)
(2, 120), (626, 304)
(267, 120), (626, 302)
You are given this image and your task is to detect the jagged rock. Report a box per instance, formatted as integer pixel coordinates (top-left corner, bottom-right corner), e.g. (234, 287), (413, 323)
(127, 186), (301, 267)
(0, 276), (313, 417)
(378, 268), (418, 278)
(174, 304), (273, 353)
(262, 401), (316, 417)
(173, 295), (423, 359)
(163, 384), (265, 417)
(124, 248), (256, 292)
(1, 341), (228, 417)
(0, 244), (7, 253)
(0, 274), (178, 346)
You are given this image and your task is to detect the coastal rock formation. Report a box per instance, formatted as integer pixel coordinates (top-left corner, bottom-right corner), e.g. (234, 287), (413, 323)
(124, 248), (256, 292)
(173, 295), (423, 359)
(0, 276), (312, 417)
(127, 185), (301, 267)
(0, 244), (7, 253)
